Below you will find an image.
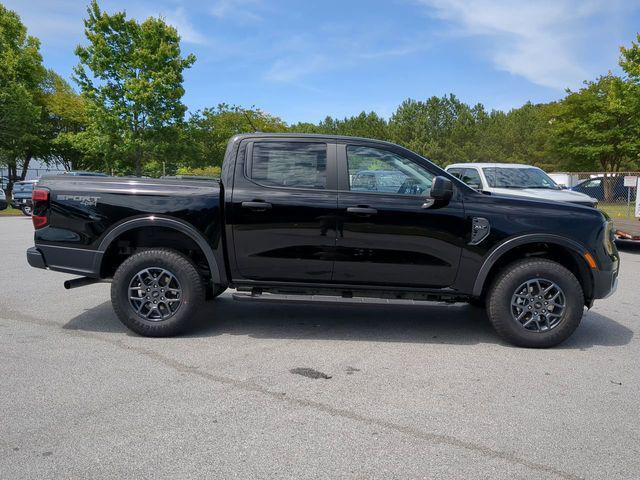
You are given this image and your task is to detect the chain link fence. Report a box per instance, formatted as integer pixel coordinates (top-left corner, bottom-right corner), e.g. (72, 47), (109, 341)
(0, 166), (67, 189)
(549, 171), (640, 220)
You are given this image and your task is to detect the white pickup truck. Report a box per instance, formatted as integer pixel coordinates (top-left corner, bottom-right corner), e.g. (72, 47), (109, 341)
(445, 163), (598, 208)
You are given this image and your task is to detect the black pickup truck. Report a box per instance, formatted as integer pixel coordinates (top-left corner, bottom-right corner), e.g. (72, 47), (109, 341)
(27, 134), (619, 347)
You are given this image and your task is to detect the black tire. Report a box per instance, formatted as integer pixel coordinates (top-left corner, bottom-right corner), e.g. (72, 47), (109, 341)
(206, 285), (227, 301)
(21, 205), (32, 216)
(487, 258), (584, 348)
(111, 248), (205, 337)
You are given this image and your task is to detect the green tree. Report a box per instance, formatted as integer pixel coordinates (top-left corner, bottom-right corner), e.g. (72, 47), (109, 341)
(41, 70), (90, 171)
(183, 104), (287, 170)
(550, 74), (639, 200)
(0, 4), (46, 195)
(74, 0), (195, 176)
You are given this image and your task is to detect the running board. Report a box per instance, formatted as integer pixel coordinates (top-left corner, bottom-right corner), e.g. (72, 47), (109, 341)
(231, 291), (459, 306)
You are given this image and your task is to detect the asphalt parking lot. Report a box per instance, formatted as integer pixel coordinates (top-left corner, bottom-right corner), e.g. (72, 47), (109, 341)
(1, 216), (639, 479)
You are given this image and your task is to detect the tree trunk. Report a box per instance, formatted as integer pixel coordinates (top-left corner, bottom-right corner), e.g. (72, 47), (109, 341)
(6, 163), (16, 200)
(19, 154), (31, 180)
(135, 148), (142, 177)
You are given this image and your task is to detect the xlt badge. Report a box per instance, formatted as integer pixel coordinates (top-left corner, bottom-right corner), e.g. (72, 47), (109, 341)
(469, 217), (490, 245)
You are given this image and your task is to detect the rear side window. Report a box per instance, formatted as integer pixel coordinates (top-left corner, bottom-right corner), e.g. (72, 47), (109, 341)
(251, 142), (327, 189)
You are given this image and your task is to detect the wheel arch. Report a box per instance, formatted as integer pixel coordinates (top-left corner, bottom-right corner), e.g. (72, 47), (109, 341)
(473, 234), (594, 303)
(95, 216), (223, 285)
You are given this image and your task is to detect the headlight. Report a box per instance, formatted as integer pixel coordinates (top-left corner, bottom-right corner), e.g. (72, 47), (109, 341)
(604, 220), (615, 255)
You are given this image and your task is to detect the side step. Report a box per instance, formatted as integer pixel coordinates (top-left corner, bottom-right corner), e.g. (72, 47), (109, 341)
(232, 291), (453, 306)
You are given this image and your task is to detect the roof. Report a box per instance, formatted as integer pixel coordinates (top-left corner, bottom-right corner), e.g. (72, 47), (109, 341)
(446, 163), (541, 169)
(230, 132), (402, 149)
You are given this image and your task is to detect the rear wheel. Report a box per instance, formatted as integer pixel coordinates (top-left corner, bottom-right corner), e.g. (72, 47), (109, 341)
(21, 205), (32, 216)
(111, 248), (204, 337)
(487, 258), (584, 348)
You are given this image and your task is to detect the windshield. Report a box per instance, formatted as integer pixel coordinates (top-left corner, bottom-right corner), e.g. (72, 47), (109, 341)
(483, 167), (559, 189)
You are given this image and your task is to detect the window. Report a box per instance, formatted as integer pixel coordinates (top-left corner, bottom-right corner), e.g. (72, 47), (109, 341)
(583, 178), (602, 188)
(482, 167), (559, 189)
(347, 146), (434, 196)
(447, 168), (463, 179)
(461, 169), (482, 188)
(251, 142), (327, 189)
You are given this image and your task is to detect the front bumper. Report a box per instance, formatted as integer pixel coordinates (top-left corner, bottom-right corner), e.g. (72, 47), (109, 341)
(0, 199), (7, 210)
(592, 266), (619, 299)
(12, 198), (32, 209)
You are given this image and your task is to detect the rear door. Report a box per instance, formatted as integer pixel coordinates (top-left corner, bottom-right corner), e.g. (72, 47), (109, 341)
(333, 142), (466, 288)
(230, 139), (338, 282)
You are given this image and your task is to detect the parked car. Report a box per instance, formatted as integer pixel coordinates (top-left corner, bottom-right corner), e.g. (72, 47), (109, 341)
(446, 163), (598, 207)
(0, 187), (7, 211)
(571, 176), (632, 202)
(351, 170), (409, 194)
(56, 171), (109, 177)
(27, 134), (618, 348)
(11, 180), (38, 216)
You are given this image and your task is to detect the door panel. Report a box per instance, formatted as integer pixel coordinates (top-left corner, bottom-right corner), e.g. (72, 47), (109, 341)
(333, 143), (466, 287)
(231, 140), (338, 282)
(334, 193), (465, 286)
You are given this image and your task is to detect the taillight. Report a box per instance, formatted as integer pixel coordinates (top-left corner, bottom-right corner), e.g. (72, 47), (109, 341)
(32, 189), (49, 202)
(32, 188), (49, 229)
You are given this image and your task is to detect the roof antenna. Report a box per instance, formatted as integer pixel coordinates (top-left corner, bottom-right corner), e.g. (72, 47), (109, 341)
(242, 108), (259, 132)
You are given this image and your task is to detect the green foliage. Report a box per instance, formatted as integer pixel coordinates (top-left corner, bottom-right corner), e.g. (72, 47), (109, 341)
(73, 0), (195, 176)
(176, 165), (222, 177)
(0, 4), (46, 194)
(550, 74), (639, 173)
(2, 1), (640, 186)
(182, 104), (287, 169)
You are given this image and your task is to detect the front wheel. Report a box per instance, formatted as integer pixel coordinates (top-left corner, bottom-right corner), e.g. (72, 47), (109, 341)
(21, 205), (32, 216)
(487, 258), (584, 348)
(111, 248), (205, 337)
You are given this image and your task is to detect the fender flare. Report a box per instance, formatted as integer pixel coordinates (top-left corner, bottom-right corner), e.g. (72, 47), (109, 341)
(95, 216), (223, 285)
(472, 233), (590, 297)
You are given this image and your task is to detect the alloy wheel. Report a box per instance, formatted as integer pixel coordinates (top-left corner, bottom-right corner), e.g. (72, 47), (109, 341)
(510, 278), (566, 332)
(128, 267), (182, 321)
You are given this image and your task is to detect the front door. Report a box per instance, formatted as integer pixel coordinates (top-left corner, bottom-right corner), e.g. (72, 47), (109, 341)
(231, 139), (338, 282)
(333, 143), (466, 288)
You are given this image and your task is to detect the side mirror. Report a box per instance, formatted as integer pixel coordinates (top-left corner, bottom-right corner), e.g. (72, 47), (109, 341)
(423, 176), (453, 208)
(430, 176), (453, 201)
(467, 182), (481, 190)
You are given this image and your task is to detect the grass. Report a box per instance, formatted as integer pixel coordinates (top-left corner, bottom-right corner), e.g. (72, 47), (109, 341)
(0, 207), (24, 216)
(598, 203), (637, 220)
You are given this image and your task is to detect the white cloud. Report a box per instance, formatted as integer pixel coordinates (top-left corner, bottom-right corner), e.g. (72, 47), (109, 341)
(160, 7), (208, 45)
(210, 0), (263, 23)
(264, 54), (331, 83)
(415, 0), (617, 89)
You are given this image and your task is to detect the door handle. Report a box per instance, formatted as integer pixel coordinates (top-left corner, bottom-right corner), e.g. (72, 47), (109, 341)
(242, 201), (272, 211)
(347, 206), (377, 215)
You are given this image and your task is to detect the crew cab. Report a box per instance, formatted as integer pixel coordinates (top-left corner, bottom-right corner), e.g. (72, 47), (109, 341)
(26, 134), (619, 347)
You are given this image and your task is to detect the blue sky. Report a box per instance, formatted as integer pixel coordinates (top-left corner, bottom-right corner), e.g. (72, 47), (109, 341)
(4, 0), (640, 123)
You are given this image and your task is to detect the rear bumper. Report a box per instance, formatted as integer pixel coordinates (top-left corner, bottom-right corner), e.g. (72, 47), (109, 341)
(26, 245), (102, 277)
(26, 247), (46, 269)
